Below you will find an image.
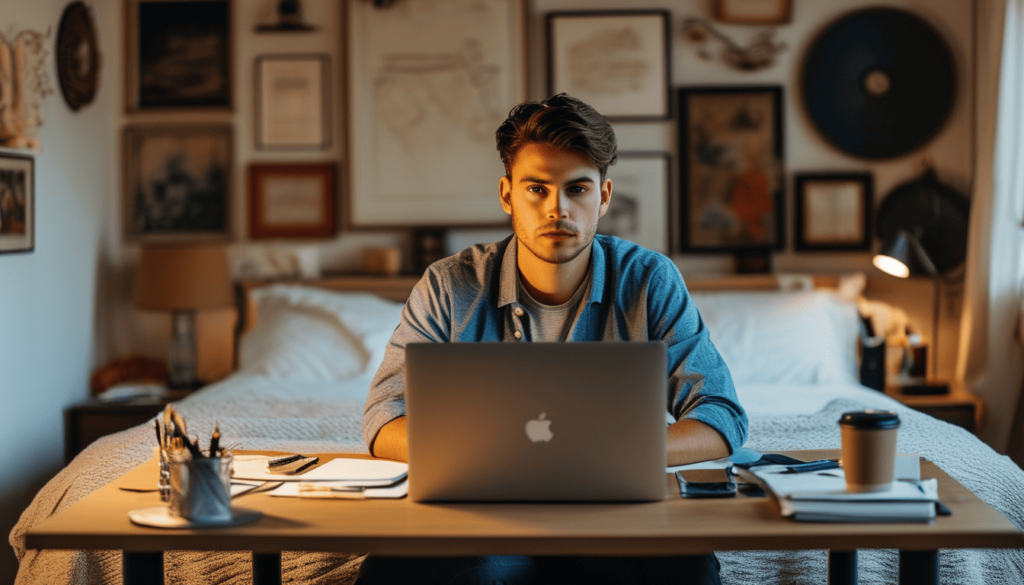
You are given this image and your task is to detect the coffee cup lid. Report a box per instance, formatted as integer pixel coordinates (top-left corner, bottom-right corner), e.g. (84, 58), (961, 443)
(839, 410), (900, 429)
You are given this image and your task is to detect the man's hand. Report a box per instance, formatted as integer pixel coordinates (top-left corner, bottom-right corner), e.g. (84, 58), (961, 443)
(371, 416), (408, 462)
(667, 418), (730, 467)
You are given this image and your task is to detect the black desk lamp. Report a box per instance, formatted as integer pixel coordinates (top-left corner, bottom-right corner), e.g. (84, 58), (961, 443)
(872, 168), (969, 393)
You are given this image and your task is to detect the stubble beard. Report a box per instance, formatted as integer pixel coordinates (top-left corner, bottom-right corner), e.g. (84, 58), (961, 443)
(512, 209), (596, 265)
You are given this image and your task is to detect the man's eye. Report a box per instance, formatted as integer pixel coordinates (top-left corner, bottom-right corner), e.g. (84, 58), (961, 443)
(568, 185), (588, 194)
(527, 186), (546, 194)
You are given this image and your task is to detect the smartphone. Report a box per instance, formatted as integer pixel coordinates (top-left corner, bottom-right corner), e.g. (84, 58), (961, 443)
(676, 469), (737, 498)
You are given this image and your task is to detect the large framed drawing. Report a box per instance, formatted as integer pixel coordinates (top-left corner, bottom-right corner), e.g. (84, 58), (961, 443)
(678, 86), (784, 253)
(125, 0), (232, 111)
(123, 125), (233, 242)
(794, 172), (873, 251)
(346, 0), (526, 228)
(255, 54), (330, 150)
(0, 153), (34, 254)
(547, 10), (671, 121)
(598, 152), (670, 253)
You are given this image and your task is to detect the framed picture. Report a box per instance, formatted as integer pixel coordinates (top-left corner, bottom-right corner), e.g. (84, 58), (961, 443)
(255, 54), (330, 150)
(714, 0), (792, 25)
(547, 10), (671, 120)
(0, 153), (34, 254)
(123, 125), (233, 242)
(794, 172), (873, 251)
(248, 163), (336, 239)
(599, 152), (670, 253)
(678, 86), (784, 253)
(125, 0), (232, 111)
(346, 0), (526, 228)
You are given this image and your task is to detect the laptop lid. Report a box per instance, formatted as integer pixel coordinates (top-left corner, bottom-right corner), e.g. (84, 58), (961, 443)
(405, 342), (668, 502)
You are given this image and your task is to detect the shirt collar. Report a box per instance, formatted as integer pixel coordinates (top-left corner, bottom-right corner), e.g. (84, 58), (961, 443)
(498, 234), (607, 308)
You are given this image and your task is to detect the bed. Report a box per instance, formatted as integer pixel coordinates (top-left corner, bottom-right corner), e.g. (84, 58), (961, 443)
(10, 273), (1024, 584)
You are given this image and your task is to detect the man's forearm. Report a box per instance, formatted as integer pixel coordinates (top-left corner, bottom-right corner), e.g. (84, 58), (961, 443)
(666, 418), (730, 466)
(371, 416), (408, 462)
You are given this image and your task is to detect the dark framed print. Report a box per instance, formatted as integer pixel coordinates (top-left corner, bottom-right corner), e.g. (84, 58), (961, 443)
(547, 10), (671, 121)
(248, 163), (336, 239)
(126, 0), (232, 111)
(599, 152), (671, 253)
(123, 125), (233, 242)
(0, 153), (35, 254)
(255, 54), (330, 150)
(678, 86), (784, 253)
(794, 172), (873, 251)
(57, 1), (100, 112)
(714, 0), (792, 25)
(347, 0), (525, 227)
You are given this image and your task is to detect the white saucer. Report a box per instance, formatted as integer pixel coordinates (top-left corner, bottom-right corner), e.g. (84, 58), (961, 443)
(128, 506), (262, 529)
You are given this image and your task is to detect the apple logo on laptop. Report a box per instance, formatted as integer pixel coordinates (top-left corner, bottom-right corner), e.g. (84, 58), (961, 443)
(525, 412), (553, 443)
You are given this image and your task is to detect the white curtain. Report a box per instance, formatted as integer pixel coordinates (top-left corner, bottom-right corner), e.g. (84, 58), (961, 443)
(956, 0), (1024, 454)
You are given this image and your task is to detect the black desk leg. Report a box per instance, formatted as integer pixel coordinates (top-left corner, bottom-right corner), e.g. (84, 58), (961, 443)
(253, 552), (282, 585)
(828, 550), (857, 585)
(899, 550), (939, 585)
(123, 551), (163, 585)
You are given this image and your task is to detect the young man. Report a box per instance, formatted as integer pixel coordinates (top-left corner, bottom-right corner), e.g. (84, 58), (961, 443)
(358, 94), (747, 585)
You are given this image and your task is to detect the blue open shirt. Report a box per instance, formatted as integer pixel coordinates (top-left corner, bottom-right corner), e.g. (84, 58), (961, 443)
(362, 234), (748, 453)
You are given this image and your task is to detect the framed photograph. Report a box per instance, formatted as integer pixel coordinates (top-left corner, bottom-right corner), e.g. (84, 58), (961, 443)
(346, 0), (526, 228)
(599, 152), (670, 253)
(123, 125), (233, 242)
(714, 0), (792, 25)
(678, 86), (784, 253)
(125, 0), (232, 111)
(255, 54), (330, 150)
(248, 163), (336, 239)
(547, 10), (671, 120)
(0, 153), (34, 254)
(794, 172), (873, 251)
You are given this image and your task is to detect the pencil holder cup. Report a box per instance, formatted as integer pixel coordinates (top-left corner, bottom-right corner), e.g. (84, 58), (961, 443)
(154, 446), (171, 502)
(168, 453), (234, 521)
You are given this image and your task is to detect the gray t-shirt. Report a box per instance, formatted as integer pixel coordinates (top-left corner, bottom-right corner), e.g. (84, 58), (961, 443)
(516, 271), (591, 342)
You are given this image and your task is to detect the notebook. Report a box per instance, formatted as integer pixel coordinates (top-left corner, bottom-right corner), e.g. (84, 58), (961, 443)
(405, 342), (668, 502)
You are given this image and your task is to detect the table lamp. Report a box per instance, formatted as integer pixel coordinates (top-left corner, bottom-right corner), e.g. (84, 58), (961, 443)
(871, 168), (969, 393)
(135, 244), (233, 389)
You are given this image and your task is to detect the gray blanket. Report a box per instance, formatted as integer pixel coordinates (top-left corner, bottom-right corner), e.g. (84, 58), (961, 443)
(10, 376), (1024, 584)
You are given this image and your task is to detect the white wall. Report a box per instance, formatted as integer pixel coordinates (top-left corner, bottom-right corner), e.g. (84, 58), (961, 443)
(0, 0), (117, 581)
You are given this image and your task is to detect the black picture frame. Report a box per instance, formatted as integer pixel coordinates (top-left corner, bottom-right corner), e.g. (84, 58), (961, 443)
(126, 0), (233, 111)
(547, 10), (672, 121)
(794, 172), (874, 251)
(677, 86), (785, 253)
(0, 152), (35, 254)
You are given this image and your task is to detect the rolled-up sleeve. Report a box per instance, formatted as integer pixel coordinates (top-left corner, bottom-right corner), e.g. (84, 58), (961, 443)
(646, 257), (748, 452)
(362, 268), (451, 451)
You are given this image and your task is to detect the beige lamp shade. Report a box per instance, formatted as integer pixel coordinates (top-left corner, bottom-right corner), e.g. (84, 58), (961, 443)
(135, 244), (233, 311)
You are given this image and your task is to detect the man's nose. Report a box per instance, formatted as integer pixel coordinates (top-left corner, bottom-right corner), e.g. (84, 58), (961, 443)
(546, 191), (570, 219)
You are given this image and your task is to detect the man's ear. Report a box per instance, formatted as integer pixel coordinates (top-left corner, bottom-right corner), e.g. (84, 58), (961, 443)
(597, 178), (612, 218)
(499, 175), (513, 216)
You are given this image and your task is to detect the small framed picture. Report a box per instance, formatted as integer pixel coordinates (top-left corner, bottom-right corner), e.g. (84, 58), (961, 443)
(255, 54), (330, 150)
(123, 125), (233, 242)
(599, 152), (671, 254)
(547, 10), (671, 120)
(678, 86), (784, 253)
(714, 0), (792, 25)
(248, 163), (336, 239)
(794, 172), (873, 251)
(0, 153), (35, 254)
(126, 0), (232, 111)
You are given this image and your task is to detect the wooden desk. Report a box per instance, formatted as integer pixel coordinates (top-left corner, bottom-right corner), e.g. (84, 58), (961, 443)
(25, 450), (1024, 585)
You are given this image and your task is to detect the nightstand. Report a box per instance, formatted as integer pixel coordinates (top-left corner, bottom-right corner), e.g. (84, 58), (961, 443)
(63, 394), (187, 464)
(885, 384), (983, 432)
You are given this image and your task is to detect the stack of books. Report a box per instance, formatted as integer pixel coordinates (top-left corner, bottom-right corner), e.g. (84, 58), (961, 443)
(736, 457), (940, 522)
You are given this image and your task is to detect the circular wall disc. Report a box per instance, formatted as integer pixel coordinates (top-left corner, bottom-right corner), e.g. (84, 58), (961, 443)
(801, 8), (955, 159)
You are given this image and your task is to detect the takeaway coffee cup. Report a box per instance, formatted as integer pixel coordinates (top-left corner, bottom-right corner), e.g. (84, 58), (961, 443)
(839, 411), (900, 493)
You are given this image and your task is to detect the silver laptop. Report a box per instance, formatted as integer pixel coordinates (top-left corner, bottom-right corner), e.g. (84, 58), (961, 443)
(405, 342), (668, 502)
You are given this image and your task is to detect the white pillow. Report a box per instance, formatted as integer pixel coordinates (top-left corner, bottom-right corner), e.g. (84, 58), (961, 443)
(690, 290), (861, 385)
(238, 285), (404, 382)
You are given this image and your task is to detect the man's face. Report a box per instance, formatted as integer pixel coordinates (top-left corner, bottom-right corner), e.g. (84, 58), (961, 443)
(499, 143), (611, 265)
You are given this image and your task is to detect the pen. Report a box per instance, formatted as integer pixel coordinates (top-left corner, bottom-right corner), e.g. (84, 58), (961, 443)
(780, 460), (840, 473)
(209, 422), (221, 457)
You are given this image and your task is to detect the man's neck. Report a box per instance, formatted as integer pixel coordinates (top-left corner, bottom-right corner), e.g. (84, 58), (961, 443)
(516, 240), (592, 305)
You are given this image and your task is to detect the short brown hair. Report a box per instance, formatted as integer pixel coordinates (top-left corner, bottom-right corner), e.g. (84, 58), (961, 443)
(495, 94), (617, 179)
